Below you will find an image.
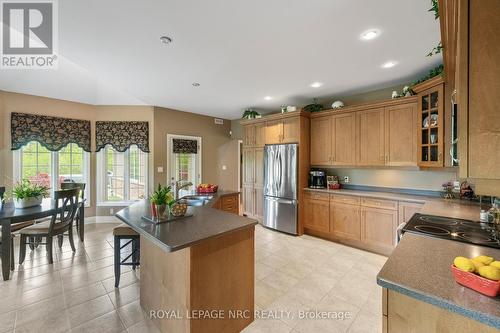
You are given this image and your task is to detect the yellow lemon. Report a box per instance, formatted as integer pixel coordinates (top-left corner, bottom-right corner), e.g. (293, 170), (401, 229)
(473, 255), (494, 265)
(471, 259), (485, 273)
(453, 256), (475, 272)
(478, 265), (500, 281)
(490, 261), (500, 269)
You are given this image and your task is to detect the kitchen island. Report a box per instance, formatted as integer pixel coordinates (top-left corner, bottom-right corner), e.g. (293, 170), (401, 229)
(377, 233), (500, 332)
(116, 192), (257, 333)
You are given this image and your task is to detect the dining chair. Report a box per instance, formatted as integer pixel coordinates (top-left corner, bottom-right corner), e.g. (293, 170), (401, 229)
(60, 182), (86, 244)
(18, 188), (79, 265)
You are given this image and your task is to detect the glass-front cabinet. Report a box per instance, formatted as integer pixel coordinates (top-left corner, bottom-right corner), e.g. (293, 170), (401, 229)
(417, 83), (444, 167)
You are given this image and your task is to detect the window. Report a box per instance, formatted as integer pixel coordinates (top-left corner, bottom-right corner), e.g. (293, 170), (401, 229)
(14, 141), (90, 202)
(98, 145), (148, 203)
(167, 135), (201, 198)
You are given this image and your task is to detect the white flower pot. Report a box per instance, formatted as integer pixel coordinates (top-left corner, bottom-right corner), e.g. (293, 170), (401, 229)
(14, 196), (43, 209)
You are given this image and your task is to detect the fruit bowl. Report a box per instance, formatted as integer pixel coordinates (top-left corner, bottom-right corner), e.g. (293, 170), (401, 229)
(197, 184), (218, 193)
(451, 265), (500, 297)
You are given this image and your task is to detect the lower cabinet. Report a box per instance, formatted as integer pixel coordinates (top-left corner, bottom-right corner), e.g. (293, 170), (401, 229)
(361, 206), (398, 254)
(398, 201), (424, 225)
(303, 197), (330, 233)
(242, 186), (263, 221)
(254, 187), (264, 221)
(330, 202), (361, 241)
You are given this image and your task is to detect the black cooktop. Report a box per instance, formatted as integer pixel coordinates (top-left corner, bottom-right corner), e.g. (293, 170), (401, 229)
(402, 213), (500, 249)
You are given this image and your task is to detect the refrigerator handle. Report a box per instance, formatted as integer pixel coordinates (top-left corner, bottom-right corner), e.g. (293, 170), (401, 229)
(278, 152), (283, 191)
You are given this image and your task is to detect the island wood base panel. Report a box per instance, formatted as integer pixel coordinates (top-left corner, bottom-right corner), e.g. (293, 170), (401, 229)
(383, 289), (498, 333)
(140, 227), (255, 333)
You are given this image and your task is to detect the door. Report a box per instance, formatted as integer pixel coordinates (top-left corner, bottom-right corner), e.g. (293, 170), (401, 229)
(385, 103), (418, 166)
(254, 123), (266, 147)
(268, 144), (297, 199)
(282, 118), (300, 143)
(265, 120), (282, 144)
(310, 117), (332, 165)
(418, 85), (444, 167)
(357, 108), (385, 166)
(242, 148), (255, 186)
(303, 198), (330, 233)
(398, 202), (424, 225)
(254, 187), (264, 221)
(263, 197), (298, 234)
(254, 148), (264, 187)
(243, 125), (255, 147)
(242, 186), (254, 217)
(332, 113), (356, 165)
(330, 202), (361, 241)
(167, 135), (201, 197)
(361, 207), (398, 253)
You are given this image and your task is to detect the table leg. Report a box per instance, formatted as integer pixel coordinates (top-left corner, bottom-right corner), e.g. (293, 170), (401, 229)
(1, 219), (11, 281)
(79, 205), (85, 242)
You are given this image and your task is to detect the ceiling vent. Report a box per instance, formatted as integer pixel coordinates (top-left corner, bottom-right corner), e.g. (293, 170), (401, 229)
(214, 118), (224, 125)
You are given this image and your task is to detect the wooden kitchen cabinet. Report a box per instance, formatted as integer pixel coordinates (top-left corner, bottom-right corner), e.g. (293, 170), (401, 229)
(332, 113), (356, 166)
(385, 103), (418, 166)
(243, 125), (255, 147)
(356, 108), (385, 166)
(398, 201), (424, 225)
(361, 206), (398, 255)
(415, 81), (445, 167)
(265, 117), (300, 144)
(243, 123), (266, 147)
(254, 148), (264, 187)
(242, 186), (254, 217)
(254, 187), (264, 221)
(242, 148), (255, 186)
(213, 193), (240, 215)
(310, 117), (332, 165)
(303, 197), (330, 233)
(330, 202), (361, 241)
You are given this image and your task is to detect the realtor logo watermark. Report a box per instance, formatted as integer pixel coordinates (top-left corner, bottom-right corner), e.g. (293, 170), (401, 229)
(1, 0), (58, 69)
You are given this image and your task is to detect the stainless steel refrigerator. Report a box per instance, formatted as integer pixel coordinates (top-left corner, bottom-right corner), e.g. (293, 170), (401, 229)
(263, 143), (298, 235)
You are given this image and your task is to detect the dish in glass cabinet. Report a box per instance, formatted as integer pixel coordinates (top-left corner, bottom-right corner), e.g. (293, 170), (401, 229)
(423, 114), (438, 128)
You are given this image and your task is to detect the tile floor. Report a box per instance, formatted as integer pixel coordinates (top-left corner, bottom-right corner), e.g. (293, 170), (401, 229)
(0, 219), (387, 333)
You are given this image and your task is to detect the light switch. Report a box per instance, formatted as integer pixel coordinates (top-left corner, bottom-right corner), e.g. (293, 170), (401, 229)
(157, 166), (163, 173)
(222, 165), (227, 170)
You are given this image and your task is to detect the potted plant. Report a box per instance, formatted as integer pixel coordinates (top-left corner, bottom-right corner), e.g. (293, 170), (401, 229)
(150, 184), (175, 220)
(7, 179), (50, 209)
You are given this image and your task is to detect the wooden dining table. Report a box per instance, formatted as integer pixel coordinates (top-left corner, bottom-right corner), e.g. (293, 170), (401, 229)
(0, 198), (85, 280)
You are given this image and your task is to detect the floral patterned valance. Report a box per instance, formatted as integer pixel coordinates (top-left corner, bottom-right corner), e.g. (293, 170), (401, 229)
(95, 121), (149, 153)
(173, 138), (198, 154)
(11, 112), (91, 152)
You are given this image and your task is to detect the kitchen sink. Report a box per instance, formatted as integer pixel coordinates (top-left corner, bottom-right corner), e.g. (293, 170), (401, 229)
(180, 195), (214, 206)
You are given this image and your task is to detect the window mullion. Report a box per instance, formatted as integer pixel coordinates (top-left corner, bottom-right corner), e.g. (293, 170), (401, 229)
(52, 151), (58, 196)
(124, 149), (130, 201)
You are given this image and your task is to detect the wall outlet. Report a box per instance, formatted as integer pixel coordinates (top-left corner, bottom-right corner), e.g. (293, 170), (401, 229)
(343, 176), (350, 184)
(109, 208), (114, 215)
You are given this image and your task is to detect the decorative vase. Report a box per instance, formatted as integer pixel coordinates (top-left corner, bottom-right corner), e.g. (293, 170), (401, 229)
(13, 196), (43, 209)
(171, 201), (188, 217)
(153, 204), (169, 221)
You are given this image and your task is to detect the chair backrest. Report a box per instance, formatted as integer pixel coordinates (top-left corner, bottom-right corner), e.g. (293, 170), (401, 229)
(60, 182), (86, 200)
(0, 187), (4, 200)
(49, 188), (80, 233)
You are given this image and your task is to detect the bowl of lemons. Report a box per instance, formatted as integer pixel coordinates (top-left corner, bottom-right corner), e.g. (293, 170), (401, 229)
(452, 255), (500, 297)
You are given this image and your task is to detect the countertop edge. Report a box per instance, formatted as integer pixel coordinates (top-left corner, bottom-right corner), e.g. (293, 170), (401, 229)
(303, 187), (428, 203)
(376, 277), (500, 329)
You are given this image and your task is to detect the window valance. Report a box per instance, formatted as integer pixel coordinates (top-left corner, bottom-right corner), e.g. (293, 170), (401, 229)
(11, 112), (91, 152)
(173, 138), (198, 154)
(95, 121), (149, 153)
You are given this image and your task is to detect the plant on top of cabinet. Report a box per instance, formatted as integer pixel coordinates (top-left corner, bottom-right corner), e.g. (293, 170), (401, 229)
(242, 108), (261, 119)
(302, 98), (323, 113)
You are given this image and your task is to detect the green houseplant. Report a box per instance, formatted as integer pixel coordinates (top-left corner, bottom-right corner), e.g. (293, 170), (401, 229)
(7, 179), (50, 209)
(150, 184), (175, 220)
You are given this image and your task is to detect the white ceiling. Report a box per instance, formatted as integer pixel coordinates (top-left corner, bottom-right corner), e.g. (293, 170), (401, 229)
(0, 0), (442, 119)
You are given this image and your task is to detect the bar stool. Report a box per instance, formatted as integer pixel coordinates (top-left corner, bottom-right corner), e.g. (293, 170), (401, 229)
(113, 224), (140, 288)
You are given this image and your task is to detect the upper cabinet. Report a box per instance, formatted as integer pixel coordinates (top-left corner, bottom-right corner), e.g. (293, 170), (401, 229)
(243, 123), (265, 147)
(440, 0), (500, 195)
(265, 117), (300, 144)
(413, 79), (445, 167)
(356, 108), (385, 166)
(385, 103), (418, 166)
(310, 98), (419, 168)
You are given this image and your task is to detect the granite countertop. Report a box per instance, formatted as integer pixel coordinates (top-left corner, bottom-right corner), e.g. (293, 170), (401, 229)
(115, 191), (257, 253)
(377, 233), (500, 329)
(303, 188), (481, 221)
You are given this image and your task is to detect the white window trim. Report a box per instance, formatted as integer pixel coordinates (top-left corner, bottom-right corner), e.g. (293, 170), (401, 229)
(166, 134), (202, 187)
(96, 146), (149, 206)
(13, 145), (91, 207)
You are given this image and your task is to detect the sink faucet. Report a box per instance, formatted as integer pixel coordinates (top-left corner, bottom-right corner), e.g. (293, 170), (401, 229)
(175, 181), (193, 200)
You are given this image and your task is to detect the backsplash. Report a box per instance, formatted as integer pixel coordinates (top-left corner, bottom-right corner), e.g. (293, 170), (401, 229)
(324, 168), (457, 192)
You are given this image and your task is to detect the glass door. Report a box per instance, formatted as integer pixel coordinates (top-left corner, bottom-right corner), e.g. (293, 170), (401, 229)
(418, 84), (444, 167)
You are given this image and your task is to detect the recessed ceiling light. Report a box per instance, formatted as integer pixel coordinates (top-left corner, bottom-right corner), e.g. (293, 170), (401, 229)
(381, 61), (397, 68)
(264, 96), (273, 101)
(192, 82), (200, 87)
(160, 36), (173, 44)
(360, 29), (380, 40)
(310, 82), (323, 88)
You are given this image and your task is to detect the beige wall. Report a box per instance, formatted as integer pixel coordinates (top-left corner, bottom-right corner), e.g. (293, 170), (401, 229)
(153, 107), (238, 191)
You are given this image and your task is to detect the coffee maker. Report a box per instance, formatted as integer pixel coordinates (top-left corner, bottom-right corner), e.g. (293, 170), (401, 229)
(309, 170), (327, 189)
